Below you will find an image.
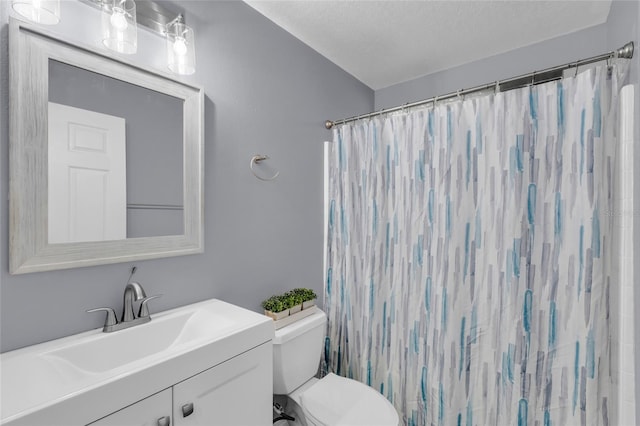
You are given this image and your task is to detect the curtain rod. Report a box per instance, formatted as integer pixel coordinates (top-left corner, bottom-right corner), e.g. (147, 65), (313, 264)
(324, 41), (635, 130)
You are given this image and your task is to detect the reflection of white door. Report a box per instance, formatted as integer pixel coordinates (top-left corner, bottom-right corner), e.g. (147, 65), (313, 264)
(48, 102), (127, 243)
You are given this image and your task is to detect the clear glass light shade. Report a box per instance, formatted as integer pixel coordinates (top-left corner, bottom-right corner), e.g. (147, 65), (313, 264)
(166, 20), (196, 75)
(11, 0), (60, 25)
(102, 0), (137, 54)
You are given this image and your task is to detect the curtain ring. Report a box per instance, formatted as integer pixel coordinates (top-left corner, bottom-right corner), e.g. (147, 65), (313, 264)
(494, 80), (500, 93)
(606, 56), (614, 77)
(250, 155), (280, 181)
(457, 89), (463, 101)
(531, 71), (535, 86)
(574, 63), (579, 77)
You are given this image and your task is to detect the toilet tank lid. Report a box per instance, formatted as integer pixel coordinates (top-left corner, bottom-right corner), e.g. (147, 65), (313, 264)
(273, 309), (327, 345)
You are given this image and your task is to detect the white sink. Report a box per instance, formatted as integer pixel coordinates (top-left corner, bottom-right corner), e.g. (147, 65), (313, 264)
(43, 308), (234, 374)
(1, 299), (273, 425)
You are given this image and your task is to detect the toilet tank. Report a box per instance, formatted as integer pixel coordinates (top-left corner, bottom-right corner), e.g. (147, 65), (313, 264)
(272, 309), (327, 395)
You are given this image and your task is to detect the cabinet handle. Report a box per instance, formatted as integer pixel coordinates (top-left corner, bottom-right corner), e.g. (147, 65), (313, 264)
(157, 416), (171, 426)
(182, 403), (194, 417)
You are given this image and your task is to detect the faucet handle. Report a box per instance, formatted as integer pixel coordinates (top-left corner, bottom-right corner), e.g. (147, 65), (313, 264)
(87, 307), (118, 328)
(138, 295), (162, 318)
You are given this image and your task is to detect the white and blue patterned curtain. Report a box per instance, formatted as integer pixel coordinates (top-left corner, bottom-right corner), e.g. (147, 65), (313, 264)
(324, 66), (626, 426)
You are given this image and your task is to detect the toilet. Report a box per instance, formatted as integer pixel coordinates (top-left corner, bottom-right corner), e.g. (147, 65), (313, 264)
(273, 309), (399, 426)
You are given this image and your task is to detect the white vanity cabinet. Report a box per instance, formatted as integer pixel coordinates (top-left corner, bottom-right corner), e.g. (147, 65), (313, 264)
(88, 389), (172, 426)
(173, 342), (272, 426)
(1, 299), (274, 426)
(86, 343), (272, 426)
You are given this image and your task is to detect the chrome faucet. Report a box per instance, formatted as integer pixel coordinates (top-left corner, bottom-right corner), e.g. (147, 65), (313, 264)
(87, 281), (162, 333)
(122, 282), (146, 322)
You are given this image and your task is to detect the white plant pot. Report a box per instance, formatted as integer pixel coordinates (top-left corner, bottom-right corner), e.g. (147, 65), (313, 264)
(264, 309), (289, 321)
(302, 299), (316, 309)
(289, 304), (302, 314)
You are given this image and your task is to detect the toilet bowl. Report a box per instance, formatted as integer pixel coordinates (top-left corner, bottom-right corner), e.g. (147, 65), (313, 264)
(290, 374), (399, 426)
(273, 309), (399, 426)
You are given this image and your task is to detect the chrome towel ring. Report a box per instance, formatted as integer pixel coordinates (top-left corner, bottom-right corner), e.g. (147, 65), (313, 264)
(250, 155), (280, 181)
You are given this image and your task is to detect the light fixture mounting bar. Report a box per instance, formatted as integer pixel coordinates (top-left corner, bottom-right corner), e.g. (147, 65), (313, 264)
(78, 0), (183, 35)
(166, 13), (184, 28)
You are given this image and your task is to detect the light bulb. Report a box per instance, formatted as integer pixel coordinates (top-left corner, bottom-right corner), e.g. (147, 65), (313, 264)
(110, 8), (128, 31)
(166, 16), (195, 75)
(173, 37), (188, 56)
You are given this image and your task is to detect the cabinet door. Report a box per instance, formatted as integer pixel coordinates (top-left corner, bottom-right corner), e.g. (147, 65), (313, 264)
(88, 388), (172, 426)
(173, 342), (272, 426)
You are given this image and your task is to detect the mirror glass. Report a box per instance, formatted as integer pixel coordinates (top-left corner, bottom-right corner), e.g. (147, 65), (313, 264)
(48, 60), (184, 243)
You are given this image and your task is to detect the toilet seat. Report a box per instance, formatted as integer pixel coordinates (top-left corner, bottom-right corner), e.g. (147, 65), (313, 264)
(298, 373), (399, 426)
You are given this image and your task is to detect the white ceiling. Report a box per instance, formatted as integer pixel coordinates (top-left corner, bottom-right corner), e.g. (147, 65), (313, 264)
(244, 1), (612, 90)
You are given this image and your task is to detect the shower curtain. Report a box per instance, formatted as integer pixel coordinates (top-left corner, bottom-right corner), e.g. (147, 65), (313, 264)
(324, 65), (627, 425)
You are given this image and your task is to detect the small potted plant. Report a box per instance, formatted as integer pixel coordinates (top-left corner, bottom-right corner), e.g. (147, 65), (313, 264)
(284, 290), (304, 314)
(262, 295), (289, 320)
(298, 288), (318, 309)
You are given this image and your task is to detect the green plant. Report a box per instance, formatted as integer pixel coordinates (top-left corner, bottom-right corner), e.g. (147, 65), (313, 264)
(261, 295), (287, 313)
(292, 288), (317, 302)
(262, 289), (316, 313)
(283, 291), (303, 308)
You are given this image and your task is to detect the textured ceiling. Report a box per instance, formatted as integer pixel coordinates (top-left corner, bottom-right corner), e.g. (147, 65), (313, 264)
(244, 1), (612, 90)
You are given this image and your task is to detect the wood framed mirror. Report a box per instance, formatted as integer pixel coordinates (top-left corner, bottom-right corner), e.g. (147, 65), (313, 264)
(9, 18), (204, 274)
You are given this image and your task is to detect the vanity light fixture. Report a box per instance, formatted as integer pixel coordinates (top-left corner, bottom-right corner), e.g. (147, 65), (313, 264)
(166, 14), (196, 75)
(78, 0), (196, 73)
(11, 0), (60, 25)
(102, 0), (137, 54)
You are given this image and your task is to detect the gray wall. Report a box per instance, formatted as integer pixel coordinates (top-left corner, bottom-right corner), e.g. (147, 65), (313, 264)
(375, 23), (609, 109)
(374, 0), (640, 416)
(0, 0), (373, 352)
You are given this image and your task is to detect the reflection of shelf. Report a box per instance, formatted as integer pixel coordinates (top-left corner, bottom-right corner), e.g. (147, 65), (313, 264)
(127, 204), (184, 210)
